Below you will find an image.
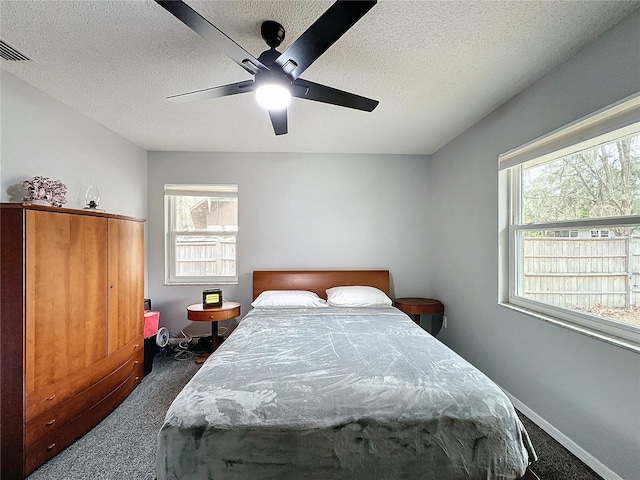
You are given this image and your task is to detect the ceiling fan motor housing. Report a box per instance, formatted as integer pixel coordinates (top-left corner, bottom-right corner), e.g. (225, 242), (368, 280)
(255, 69), (291, 87)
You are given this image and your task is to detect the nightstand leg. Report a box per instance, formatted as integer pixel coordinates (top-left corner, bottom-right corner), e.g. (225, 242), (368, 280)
(211, 322), (220, 352)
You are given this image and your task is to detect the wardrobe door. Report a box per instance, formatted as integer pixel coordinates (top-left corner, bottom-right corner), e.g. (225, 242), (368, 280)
(25, 210), (109, 408)
(107, 218), (144, 353)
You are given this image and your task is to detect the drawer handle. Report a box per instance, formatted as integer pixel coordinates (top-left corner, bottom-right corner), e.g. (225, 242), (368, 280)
(134, 360), (139, 365)
(46, 394), (56, 401)
(134, 344), (140, 350)
(46, 443), (56, 451)
(46, 419), (56, 426)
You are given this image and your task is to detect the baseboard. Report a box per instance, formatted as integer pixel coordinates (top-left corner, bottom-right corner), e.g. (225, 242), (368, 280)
(503, 389), (622, 480)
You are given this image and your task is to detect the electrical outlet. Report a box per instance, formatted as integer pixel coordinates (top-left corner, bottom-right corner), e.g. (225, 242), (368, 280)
(443, 316), (448, 328)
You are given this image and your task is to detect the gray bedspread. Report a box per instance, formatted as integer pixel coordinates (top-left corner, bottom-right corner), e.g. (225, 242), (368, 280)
(157, 307), (535, 480)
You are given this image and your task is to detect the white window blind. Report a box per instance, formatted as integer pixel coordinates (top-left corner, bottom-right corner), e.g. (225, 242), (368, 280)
(499, 92), (640, 171)
(164, 184), (238, 197)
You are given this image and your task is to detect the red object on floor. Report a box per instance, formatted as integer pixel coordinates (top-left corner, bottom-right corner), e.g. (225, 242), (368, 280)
(144, 310), (160, 338)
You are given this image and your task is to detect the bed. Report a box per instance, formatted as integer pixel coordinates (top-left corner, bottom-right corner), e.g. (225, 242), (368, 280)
(157, 270), (537, 479)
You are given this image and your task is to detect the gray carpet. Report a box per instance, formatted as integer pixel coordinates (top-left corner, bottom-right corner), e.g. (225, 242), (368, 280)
(27, 351), (201, 480)
(27, 350), (603, 480)
(516, 414), (603, 480)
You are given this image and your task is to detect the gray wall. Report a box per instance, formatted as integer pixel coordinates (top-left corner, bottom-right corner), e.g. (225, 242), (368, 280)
(147, 151), (432, 335)
(428, 11), (640, 480)
(1, 71), (147, 218)
(0, 70), (148, 295)
(1, 71), (149, 292)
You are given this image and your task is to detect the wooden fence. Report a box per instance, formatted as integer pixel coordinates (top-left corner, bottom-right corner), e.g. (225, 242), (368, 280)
(523, 236), (640, 309)
(175, 236), (236, 277)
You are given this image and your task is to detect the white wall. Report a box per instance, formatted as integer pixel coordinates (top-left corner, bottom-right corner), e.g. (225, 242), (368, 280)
(1, 71), (147, 218)
(147, 151), (431, 335)
(428, 11), (640, 480)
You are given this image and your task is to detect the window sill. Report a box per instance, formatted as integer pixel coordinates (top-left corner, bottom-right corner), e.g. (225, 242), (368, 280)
(498, 301), (640, 354)
(164, 281), (239, 286)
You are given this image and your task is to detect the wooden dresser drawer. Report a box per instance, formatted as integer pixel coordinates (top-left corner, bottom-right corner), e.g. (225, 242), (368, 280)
(26, 350), (143, 446)
(25, 369), (142, 475)
(26, 337), (143, 421)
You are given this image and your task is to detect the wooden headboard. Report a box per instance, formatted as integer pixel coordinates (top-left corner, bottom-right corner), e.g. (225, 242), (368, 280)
(252, 270), (390, 300)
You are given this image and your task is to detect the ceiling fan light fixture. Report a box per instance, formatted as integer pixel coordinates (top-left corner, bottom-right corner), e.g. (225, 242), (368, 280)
(255, 83), (291, 110)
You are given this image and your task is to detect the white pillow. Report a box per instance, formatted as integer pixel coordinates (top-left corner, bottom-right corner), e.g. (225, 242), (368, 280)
(251, 290), (328, 308)
(326, 286), (392, 307)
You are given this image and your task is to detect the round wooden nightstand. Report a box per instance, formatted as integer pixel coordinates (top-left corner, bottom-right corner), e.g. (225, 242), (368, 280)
(187, 301), (241, 352)
(394, 297), (444, 325)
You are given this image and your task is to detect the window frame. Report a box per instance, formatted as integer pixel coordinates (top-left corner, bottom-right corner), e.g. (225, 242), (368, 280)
(499, 94), (640, 352)
(164, 184), (238, 286)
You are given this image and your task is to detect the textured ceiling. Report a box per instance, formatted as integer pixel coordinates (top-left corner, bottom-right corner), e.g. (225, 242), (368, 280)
(1, 0), (638, 154)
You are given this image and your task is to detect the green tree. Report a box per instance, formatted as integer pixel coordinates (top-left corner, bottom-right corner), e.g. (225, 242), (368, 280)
(523, 134), (640, 228)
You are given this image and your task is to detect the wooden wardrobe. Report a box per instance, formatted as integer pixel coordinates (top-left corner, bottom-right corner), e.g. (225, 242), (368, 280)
(0, 204), (146, 478)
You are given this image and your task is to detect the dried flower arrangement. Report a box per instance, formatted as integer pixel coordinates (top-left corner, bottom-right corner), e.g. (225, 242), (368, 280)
(22, 176), (67, 207)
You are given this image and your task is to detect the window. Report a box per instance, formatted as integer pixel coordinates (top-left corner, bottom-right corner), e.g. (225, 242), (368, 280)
(165, 184), (238, 285)
(499, 94), (640, 351)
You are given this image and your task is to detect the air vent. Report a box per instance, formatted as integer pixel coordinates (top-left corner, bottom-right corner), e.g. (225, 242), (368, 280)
(0, 39), (30, 61)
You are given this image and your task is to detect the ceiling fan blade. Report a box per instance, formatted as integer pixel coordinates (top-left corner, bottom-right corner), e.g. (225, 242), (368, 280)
(274, 1), (376, 80)
(268, 108), (288, 135)
(155, 1), (268, 75)
(292, 78), (378, 112)
(166, 80), (254, 104)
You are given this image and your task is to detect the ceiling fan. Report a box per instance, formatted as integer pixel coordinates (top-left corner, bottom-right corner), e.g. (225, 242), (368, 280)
(155, 0), (379, 135)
